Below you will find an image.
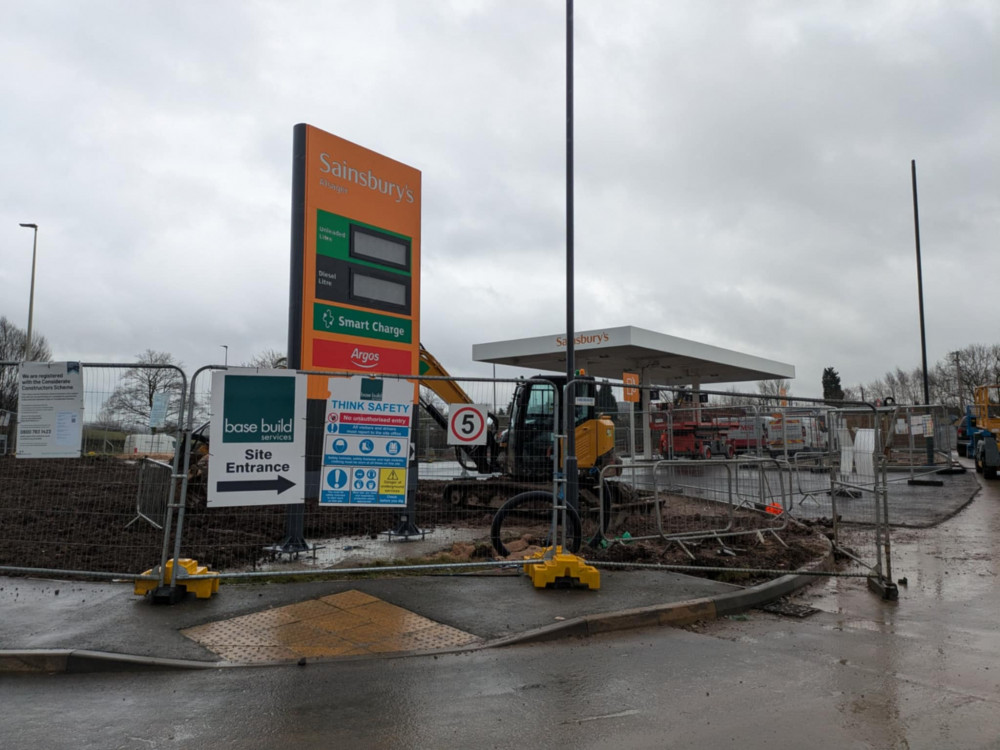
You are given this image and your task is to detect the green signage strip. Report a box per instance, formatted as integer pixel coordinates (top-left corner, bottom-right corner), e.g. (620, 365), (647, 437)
(316, 209), (410, 277)
(313, 302), (412, 344)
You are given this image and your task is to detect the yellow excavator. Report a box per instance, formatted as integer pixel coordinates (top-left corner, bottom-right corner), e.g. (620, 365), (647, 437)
(417, 344), (619, 486)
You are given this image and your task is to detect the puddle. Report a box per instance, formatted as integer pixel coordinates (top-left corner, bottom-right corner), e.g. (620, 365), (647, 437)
(247, 526), (485, 571)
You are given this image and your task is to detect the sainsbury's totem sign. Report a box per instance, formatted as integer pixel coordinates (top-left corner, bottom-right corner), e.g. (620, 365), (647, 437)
(290, 123), (421, 399)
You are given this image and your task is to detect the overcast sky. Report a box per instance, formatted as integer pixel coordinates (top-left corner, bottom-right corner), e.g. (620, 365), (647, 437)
(1, 0), (997, 398)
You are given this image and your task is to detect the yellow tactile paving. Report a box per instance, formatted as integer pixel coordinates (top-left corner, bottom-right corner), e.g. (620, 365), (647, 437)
(320, 590), (380, 608)
(307, 609), (370, 633)
(180, 589), (481, 663)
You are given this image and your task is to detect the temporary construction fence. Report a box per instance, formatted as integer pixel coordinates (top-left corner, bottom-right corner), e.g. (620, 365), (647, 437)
(0, 361), (187, 579)
(165, 367), (564, 580)
(0, 362), (947, 601)
(593, 456), (792, 554)
(598, 385), (905, 597)
(126, 458), (174, 530)
(161, 374), (898, 597)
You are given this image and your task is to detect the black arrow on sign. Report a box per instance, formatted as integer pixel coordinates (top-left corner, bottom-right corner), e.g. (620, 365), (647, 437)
(216, 475), (296, 495)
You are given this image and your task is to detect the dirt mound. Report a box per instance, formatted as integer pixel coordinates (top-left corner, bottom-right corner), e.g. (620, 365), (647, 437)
(0, 455), (832, 580)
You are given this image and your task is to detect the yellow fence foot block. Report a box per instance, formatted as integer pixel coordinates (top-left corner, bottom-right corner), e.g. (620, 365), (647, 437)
(523, 548), (600, 590)
(134, 558), (220, 599)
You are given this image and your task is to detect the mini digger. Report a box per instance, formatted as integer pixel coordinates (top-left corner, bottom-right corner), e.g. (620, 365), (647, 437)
(417, 345), (621, 506)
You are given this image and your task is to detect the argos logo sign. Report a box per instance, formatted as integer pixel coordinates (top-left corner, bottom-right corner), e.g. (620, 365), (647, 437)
(350, 348), (379, 369)
(313, 339), (412, 376)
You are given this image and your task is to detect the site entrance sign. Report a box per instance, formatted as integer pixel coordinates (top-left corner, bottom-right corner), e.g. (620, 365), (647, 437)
(207, 370), (307, 508)
(289, 124), (421, 397)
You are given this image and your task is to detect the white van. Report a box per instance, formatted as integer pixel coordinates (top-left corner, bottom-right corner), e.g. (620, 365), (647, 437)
(768, 416), (827, 456)
(123, 433), (176, 455)
(720, 416), (773, 453)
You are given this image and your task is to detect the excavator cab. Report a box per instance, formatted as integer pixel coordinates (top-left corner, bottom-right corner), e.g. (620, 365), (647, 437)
(416, 345), (617, 485)
(506, 376), (617, 482)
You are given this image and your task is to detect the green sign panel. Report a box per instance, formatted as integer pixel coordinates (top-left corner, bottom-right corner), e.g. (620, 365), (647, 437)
(313, 302), (412, 344)
(222, 375), (297, 443)
(316, 209), (410, 276)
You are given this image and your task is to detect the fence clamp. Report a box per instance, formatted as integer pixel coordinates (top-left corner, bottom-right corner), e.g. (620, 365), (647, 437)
(523, 546), (600, 591)
(134, 558), (220, 601)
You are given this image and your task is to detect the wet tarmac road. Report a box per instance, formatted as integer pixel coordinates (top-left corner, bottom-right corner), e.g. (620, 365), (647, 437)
(704, 464), (1000, 747)
(2, 463), (998, 749)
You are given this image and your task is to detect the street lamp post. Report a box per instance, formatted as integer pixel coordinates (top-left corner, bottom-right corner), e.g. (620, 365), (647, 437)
(18, 223), (38, 360)
(911, 160), (933, 466)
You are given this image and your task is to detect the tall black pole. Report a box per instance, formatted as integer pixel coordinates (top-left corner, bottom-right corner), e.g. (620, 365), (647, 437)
(564, 0), (578, 512)
(911, 159), (934, 464)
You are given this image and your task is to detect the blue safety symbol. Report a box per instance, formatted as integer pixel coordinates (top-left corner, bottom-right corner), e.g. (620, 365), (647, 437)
(326, 423), (338, 434)
(354, 477), (365, 490)
(366, 480), (377, 490)
(367, 469), (377, 480)
(386, 440), (401, 455)
(359, 439), (374, 454)
(332, 438), (348, 453)
(326, 469), (348, 489)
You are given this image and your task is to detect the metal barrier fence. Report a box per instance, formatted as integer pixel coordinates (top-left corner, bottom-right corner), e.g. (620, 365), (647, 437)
(0, 408), (13, 455)
(608, 386), (898, 592)
(162, 374), (892, 593)
(169, 367), (564, 578)
(595, 458), (790, 555)
(126, 457), (174, 530)
(0, 361), (186, 578)
(882, 403), (957, 477)
(0, 363), (923, 597)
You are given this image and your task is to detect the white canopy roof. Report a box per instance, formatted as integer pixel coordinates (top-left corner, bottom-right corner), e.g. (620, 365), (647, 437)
(473, 325), (794, 386)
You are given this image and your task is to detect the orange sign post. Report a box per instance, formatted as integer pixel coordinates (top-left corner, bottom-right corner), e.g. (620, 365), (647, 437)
(289, 124), (421, 397)
(283, 125), (423, 545)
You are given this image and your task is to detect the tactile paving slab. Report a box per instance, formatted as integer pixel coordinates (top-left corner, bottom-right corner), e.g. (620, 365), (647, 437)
(181, 590), (481, 663)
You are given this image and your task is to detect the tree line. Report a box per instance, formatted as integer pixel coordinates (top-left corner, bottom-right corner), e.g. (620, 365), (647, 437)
(842, 344), (999, 409)
(817, 345), (999, 410)
(3, 314), (998, 426)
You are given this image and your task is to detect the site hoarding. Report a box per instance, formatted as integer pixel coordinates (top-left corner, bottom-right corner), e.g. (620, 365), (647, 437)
(16, 361), (84, 459)
(289, 124), (421, 399)
(207, 369), (307, 508)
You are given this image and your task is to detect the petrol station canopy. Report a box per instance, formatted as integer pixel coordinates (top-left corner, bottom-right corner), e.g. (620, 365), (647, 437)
(472, 325), (794, 388)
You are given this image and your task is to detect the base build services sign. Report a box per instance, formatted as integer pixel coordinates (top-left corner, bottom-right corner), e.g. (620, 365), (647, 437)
(17, 362), (83, 459)
(321, 376), (413, 507)
(208, 370), (307, 508)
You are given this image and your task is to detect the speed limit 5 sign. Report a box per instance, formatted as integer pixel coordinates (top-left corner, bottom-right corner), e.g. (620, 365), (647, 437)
(447, 404), (489, 446)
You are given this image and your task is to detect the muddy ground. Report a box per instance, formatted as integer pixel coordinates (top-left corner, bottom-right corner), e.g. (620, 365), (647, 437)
(0, 456), (832, 582)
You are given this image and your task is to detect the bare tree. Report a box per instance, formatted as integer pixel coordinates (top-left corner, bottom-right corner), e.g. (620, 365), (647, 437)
(242, 349), (288, 369)
(710, 387), (747, 407)
(851, 344), (1000, 408)
(100, 350), (185, 431)
(757, 379), (791, 407)
(953, 344), (1000, 404)
(0, 316), (52, 413)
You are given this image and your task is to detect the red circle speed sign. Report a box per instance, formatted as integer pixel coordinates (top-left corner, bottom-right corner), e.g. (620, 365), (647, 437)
(448, 406), (487, 445)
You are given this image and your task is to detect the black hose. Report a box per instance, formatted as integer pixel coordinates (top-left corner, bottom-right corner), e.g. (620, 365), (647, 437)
(490, 491), (582, 557)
